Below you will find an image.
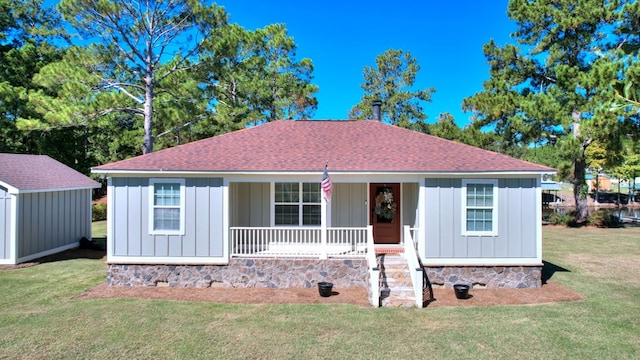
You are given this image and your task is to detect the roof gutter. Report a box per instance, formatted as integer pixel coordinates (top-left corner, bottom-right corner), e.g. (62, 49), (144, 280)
(92, 169), (556, 178)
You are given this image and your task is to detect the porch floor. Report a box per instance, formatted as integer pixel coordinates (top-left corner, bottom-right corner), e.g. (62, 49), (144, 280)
(234, 243), (367, 258)
(232, 244), (403, 258)
(374, 245), (404, 254)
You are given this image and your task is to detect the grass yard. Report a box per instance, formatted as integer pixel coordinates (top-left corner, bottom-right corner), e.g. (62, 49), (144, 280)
(1, 226), (639, 359)
(92, 220), (107, 238)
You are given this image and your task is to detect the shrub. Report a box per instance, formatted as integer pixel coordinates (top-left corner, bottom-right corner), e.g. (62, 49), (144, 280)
(587, 209), (622, 228)
(547, 211), (574, 226)
(92, 203), (107, 222)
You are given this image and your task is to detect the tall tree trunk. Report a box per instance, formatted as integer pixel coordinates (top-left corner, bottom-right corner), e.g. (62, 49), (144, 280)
(573, 149), (589, 224)
(143, 89), (154, 154)
(143, 56), (154, 154)
(571, 112), (590, 224)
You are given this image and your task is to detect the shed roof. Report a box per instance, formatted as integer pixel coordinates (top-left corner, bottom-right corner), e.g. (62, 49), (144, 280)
(541, 180), (562, 191)
(93, 120), (555, 174)
(0, 153), (101, 193)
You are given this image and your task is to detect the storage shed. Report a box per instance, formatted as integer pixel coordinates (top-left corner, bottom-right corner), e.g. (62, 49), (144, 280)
(0, 154), (101, 264)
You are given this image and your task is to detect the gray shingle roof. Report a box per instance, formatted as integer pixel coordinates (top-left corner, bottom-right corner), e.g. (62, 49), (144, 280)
(93, 120), (555, 173)
(0, 153), (100, 192)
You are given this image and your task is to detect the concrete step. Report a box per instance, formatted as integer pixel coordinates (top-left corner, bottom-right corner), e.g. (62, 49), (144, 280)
(380, 289), (417, 307)
(376, 254), (420, 307)
(382, 277), (413, 287)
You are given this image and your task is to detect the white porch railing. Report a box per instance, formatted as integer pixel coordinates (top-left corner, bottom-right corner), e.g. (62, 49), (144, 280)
(366, 225), (380, 307)
(230, 226), (368, 258)
(403, 225), (423, 307)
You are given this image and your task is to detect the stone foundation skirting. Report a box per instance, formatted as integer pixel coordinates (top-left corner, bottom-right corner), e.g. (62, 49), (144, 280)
(424, 265), (542, 289)
(107, 258), (369, 288)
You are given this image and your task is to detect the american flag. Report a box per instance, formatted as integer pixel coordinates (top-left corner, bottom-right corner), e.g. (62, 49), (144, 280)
(321, 164), (332, 202)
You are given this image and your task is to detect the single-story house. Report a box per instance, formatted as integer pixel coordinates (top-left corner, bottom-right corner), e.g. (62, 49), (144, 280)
(92, 119), (555, 307)
(0, 153), (101, 265)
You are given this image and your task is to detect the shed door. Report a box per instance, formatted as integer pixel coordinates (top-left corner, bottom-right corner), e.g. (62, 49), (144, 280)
(369, 183), (400, 244)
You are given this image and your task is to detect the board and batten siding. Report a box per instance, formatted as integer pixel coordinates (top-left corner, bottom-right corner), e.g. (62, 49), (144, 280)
(402, 183), (419, 231)
(230, 183), (269, 227)
(423, 178), (538, 260)
(0, 186), (11, 260)
(110, 177), (224, 259)
(16, 189), (92, 260)
(331, 183), (367, 227)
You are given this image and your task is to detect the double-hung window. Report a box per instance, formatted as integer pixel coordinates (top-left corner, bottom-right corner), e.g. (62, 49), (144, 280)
(274, 182), (321, 226)
(462, 179), (498, 236)
(149, 179), (185, 235)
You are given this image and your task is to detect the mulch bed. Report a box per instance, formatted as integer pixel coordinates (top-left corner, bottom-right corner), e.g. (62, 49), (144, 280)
(3, 248), (584, 307)
(74, 280), (583, 308)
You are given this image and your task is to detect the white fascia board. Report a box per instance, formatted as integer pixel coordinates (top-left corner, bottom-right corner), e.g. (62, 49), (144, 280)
(0, 181), (19, 194)
(106, 255), (230, 265)
(424, 171), (556, 179)
(106, 177), (114, 262)
(92, 170), (553, 180)
(12, 185), (101, 194)
(421, 257), (543, 266)
(9, 192), (17, 264)
(536, 177), (544, 264)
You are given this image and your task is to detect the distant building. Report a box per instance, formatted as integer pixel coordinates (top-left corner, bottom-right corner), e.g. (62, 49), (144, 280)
(585, 174), (611, 193)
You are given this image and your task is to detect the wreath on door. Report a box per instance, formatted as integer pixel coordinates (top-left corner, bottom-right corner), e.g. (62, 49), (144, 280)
(374, 188), (397, 220)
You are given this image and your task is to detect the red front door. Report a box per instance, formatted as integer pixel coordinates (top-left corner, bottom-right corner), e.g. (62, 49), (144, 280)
(370, 183), (400, 244)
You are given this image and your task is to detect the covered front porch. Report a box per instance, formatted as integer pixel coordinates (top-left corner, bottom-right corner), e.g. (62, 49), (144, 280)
(227, 179), (422, 258)
(226, 179), (425, 307)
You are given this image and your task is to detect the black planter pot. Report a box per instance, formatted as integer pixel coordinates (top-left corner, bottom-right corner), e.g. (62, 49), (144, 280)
(318, 282), (334, 297)
(453, 284), (470, 299)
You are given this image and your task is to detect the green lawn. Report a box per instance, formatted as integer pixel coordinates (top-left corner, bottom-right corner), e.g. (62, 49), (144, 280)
(92, 220), (107, 238)
(1, 226), (639, 359)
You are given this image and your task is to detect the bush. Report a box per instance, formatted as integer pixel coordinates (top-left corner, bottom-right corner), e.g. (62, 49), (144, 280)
(92, 203), (107, 222)
(587, 209), (622, 228)
(547, 211), (574, 226)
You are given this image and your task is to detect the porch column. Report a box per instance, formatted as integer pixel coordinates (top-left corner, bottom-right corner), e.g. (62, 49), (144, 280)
(320, 193), (328, 259)
(222, 179), (230, 260)
(418, 182), (426, 257)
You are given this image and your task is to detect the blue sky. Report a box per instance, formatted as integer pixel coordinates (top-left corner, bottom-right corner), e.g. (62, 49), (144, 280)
(220, 0), (516, 125)
(44, 0), (516, 126)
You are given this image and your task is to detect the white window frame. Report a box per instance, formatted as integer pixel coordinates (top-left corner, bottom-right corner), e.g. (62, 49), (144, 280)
(149, 178), (186, 235)
(461, 179), (498, 236)
(271, 182), (322, 227)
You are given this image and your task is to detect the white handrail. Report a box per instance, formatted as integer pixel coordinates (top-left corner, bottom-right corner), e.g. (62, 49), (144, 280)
(403, 225), (423, 307)
(366, 225), (380, 307)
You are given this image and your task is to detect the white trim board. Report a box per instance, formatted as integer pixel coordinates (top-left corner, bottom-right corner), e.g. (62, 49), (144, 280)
(106, 255), (229, 265)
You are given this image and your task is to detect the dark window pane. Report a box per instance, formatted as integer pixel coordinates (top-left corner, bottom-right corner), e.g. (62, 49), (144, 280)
(303, 183), (320, 203)
(275, 183), (299, 203)
(303, 205), (321, 225)
(275, 205), (299, 225)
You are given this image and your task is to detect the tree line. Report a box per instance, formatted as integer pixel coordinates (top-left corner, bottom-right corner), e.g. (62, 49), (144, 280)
(2, 0), (639, 224)
(1, 0), (318, 171)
